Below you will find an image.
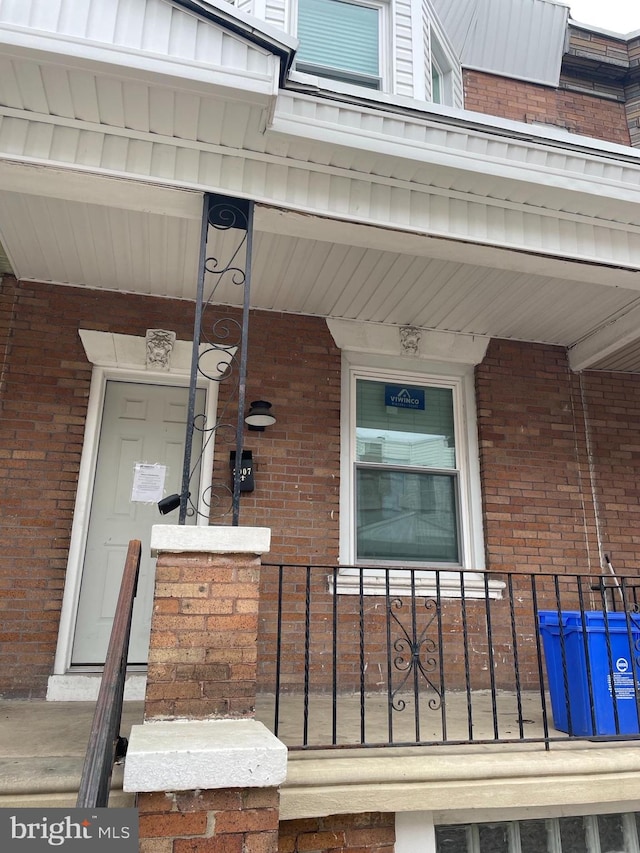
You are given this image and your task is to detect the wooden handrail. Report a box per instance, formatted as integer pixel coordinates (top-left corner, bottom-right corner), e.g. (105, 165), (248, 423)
(76, 539), (141, 808)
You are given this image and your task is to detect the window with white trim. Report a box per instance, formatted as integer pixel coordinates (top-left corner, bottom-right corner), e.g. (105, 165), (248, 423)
(342, 362), (486, 576)
(355, 377), (460, 564)
(296, 0), (385, 90)
(430, 29), (454, 105)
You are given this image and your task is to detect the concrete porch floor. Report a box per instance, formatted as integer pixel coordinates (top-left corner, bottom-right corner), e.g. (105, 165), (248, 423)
(0, 691), (635, 809)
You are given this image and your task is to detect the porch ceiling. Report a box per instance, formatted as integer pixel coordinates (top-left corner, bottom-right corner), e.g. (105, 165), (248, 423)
(1, 173), (640, 372)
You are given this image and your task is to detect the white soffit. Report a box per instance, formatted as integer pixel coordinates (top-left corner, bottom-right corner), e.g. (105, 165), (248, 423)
(431, 0), (568, 86)
(0, 190), (203, 298)
(2, 180), (640, 358)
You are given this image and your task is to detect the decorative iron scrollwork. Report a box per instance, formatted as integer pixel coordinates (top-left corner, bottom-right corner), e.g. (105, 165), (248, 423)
(388, 596), (442, 712)
(179, 193), (254, 525)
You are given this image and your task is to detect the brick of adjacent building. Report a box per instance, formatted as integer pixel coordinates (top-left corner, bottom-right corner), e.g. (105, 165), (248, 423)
(463, 70), (631, 146)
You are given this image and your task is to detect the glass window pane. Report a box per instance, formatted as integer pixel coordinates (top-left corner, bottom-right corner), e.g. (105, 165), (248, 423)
(435, 825), (469, 852)
(518, 819), (550, 852)
(298, 0), (379, 77)
(356, 379), (456, 469)
(597, 813), (625, 851)
(477, 823), (509, 853)
(432, 62), (442, 103)
(558, 816), (587, 853)
(356, 468), (459, 562)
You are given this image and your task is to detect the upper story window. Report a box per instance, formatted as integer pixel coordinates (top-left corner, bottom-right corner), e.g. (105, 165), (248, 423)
(296, 0), (384, 90)
(430, 29), (454, 106)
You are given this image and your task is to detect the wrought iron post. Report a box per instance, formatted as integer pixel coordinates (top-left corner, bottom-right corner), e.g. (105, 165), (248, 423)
(178, 193), (254, 526)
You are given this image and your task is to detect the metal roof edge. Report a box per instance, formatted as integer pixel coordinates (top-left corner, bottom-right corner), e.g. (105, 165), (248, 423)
(569, 17), (640, 41)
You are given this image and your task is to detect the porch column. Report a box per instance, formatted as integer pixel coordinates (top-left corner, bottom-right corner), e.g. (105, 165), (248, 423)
(123, 526), (287, 853)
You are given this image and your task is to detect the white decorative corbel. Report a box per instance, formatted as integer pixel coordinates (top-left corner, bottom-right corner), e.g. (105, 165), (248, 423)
(400, 326), (421, 356)
(145, 329), (176, 370)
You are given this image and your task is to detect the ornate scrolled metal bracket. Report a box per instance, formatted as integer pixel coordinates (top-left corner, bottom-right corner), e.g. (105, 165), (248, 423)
(178, 193), (254, 526)
(388, 596), (442, 713)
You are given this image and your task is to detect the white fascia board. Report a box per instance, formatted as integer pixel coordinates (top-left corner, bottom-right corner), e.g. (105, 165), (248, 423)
(0, 27), (279, 102)
(176, 0), (298, 53)
(271, 93), (640, 209)
(283, 82), (640, 164)
(568, 307), (640, 372)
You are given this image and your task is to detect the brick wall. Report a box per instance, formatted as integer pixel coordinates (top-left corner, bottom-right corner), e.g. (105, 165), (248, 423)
(145, 551), (262, 720)
(579, 370), (640, 574)
(5, 280), (640, 697)
(476, 339), (601, 576)
(463, 70), (631, 145)
(138, 788), (280, 853)
(279, 813), (395, 853)
(0, 278), (340, 697)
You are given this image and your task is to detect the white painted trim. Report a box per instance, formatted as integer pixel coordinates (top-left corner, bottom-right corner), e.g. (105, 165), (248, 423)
(47, 673), (147, 702)
(123, 719), (287, 792)
(568, 305), (640, 371)
(4, 108), (640, 276)
(150, 525), (271, 555)
(338, 360), (485, 569)
(396, 811), (437, 853)
(0, 25), (280, 101)
(51, 364), (107, 680)
(326, 319), (490, 364)
(49, 330), (225, 689)
(329, 319), (487, 581)
(330, 568), (504, 598)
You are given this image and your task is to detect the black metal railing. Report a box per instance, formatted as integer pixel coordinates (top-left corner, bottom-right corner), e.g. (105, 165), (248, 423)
(257, 565), (640, 750)
(77, 539), (141, 807)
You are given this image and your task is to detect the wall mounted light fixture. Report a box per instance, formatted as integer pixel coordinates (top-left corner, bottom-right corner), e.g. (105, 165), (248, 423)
(158, 492), (190, 515)
(245, 400), (276, 431)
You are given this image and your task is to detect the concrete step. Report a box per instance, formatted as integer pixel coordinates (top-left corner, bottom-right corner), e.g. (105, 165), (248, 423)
(0, 700), (144, 808)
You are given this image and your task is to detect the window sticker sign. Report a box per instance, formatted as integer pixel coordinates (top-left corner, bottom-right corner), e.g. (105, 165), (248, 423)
(384, 385), (425, 410)
(131, 463), (166, 503)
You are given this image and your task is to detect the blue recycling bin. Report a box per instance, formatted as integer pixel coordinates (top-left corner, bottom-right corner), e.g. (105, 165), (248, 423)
(538, 610), (640, 736)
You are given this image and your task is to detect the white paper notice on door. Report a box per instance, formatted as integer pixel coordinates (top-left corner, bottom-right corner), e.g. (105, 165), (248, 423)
(131, 462), (166, 503)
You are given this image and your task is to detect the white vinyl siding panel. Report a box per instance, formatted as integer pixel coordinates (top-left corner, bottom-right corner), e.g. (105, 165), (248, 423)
(0, 0), (274, 76)
(394, 0), (415, 99)
(265, 0), (287, 29)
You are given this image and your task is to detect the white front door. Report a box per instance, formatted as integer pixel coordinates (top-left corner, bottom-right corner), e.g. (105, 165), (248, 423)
(71, 380), (204, 665)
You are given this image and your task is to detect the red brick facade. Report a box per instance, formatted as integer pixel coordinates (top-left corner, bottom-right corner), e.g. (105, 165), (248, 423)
(145, 551), (263, 720)
(0, 277), (340, 697)
(138, 788), (280, 853)
(463, 70), (631, 146)
(4, 278), (640, 697)
(279, 813), (395, 853)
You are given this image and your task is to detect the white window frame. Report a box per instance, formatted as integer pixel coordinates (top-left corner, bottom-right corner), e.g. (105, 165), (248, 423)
(293, 0), (391, 92)
(430, 29), (454, 106)
(344, 361), (481, 568)
(337, 368), (505, 597)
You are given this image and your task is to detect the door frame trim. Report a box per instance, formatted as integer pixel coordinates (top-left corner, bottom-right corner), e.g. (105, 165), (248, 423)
(50, 331), (222, 689)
